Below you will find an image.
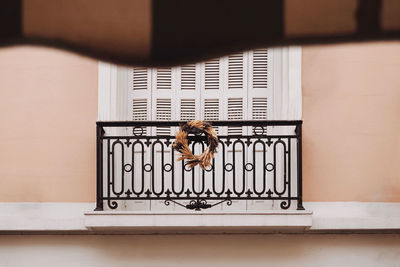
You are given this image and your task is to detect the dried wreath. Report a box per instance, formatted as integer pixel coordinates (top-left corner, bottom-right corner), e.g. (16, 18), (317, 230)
(173, 120), (218, 170)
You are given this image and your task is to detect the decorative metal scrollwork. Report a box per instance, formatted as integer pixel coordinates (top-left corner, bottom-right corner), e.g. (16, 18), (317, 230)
(95, 120), (304, 211)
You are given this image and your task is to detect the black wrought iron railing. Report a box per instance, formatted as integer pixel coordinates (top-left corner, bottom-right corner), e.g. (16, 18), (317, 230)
(96, 120), (304, 211)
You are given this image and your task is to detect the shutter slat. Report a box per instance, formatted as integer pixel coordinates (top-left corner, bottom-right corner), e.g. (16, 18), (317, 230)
(228, 53), (244, 89)
(132, 99), (148, 135)
(253, 49), (268, 89)
(204, 99), (219, 133)
(156, 99), (171, 135)
(205, 59), (220, 90)
(228, 98), (243, 135)
(157, 68), (172, 90)
(204, 99), (219, 121)
(252, 97), (268, 134)
(180, 99), (196, 120)
(252, 98), (267, 120)
(133, 68), (147, 90)
(181, 65), (196, 90)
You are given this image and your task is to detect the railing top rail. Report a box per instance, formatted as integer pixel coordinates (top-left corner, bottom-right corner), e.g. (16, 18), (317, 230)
(97, 120), (303, 127)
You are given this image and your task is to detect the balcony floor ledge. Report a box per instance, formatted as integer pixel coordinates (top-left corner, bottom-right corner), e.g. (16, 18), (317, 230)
(84, 210), (313, 233)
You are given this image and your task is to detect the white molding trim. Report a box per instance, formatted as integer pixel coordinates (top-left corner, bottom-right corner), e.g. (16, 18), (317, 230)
(271, 46), (302, 120)
(98, 62), (130, 121)
(98, 62), (114, 121)
(287, 46), (302, 120)
(1, 202), (400, 233)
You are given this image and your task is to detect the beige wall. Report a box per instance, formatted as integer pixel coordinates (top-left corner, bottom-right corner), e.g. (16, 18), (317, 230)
(303, 41), (400, 202)
(0, 46), (97, 202)
(1, 42), (400, 203)
(0, 234), (399, 266)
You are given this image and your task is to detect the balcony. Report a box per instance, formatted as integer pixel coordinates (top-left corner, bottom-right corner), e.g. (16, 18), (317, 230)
(95, 120), (304, 213)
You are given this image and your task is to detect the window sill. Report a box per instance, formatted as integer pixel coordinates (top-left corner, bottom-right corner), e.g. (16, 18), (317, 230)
(84, 210), (313, 233)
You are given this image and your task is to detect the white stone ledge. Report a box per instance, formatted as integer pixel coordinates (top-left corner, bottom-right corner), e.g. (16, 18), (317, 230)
(84, 211), (312, 232)
(0, 203), (91, 231)
(1, 202), (400, 233)
(305, 202), (400, 230)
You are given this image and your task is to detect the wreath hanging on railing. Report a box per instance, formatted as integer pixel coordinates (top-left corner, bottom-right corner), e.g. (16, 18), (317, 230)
(173, 120), (218, 170)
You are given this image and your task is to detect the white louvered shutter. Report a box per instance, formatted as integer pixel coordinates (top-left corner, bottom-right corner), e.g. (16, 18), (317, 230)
(151, 68), (175, 136)
(155, 98), (172, 135)
(150, 68), (176, 211)
(201, 59), (222, 134)
(133, 68), (148, 91)
(132, 99), (148, 120)
(228, 53), (244, 90)
(248, 49), (273, 133)
(252, 49), (269, 89)
(204, 99), (220, 120)
(130, 67), (151, 122)
(247, 49), (274, 211)
(176, 64), (200, 121)
(252, 98), (268, 119)
(127, 67), (153, 211)
(180, 99), (196, 121)
(227, 98), (244, 135)
(181, 65), (196, 90)
(130, 67), (152, 133)
(132, 99), (148, 135)
(204, 59), (220, 90)
(156, 68), (172, 90)
(219, 53), (248, 211)
(225, 53), (248, 136)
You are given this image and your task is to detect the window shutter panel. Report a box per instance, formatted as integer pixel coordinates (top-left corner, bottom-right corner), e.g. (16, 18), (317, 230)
(252, 98), (268, 120)
(227, 98), (243, 120)
(204, 59), (220, 90)
(252, 49), (269, 89)
(252, 97), (268, 134)
(132, 68), (148, 90)
(180, 65), (196, 90)
(132, 99), (148, 134)
(247, 50), (273, 211)
(131, 67), (152, 136)
(204, 99), (220, 121)
(180, 99), (196, 120)
(132, 99), (148, 120)
(227, 98), (243, 135)
(228, 54), (244, 89)
(156, 68), (172, 90)
(156, 98), (171, 135)
(248, 48), (272, 136)
(204, 98), (220, 133)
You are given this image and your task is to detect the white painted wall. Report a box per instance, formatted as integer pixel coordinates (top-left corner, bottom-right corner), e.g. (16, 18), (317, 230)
(0, 234), (399, 267)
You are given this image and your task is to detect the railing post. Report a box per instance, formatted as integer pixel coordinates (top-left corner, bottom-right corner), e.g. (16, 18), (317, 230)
(95, 123), (104, 211)
(296, 122), (305, 210)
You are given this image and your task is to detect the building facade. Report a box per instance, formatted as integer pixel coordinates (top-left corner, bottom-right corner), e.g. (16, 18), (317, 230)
(0, 42), (400, 266)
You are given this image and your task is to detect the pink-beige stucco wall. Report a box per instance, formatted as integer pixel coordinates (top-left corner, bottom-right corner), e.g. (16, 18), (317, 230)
(0, 42), (400, 203)
(302, 41), (400, 202)
(0, 46), (97, 202)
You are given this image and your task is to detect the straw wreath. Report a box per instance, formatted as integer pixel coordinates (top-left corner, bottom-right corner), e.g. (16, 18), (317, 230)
(173, 120), (218, 170)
